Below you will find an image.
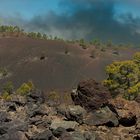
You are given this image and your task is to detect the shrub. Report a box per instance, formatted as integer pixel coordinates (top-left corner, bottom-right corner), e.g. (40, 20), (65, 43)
(79, 39), (88, 49)
(48, 91), (60, 101)
(43, 34), (47, 40)
(3, 81), (14, 94)
(91, 39), (101, 47)
(133, 52), (140, 66)
(1, 91), (12, 101)
(26, 81), (35, 90)
(103, 60), (140, 98)
(126, 82), (140, 100)
(16, 81), (35, 96)
(106, 40), (113, 48)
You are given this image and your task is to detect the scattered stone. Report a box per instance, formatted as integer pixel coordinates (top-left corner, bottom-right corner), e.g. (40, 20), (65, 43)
(11, 94), (27, 106)
(0, 81), (139, 140)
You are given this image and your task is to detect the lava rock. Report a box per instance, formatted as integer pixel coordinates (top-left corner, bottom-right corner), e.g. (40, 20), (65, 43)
(66, 105), (86, 124)
(50, 120), (78, 131)
(109, 97), (140, 127)
(71, 79), (111, 111)
(27, 90), (45, 104)
(52, 127), (66, 137)
(31, 130), (53, 140)
(0, 111), (11, 123)
(83, 106), (119, 127)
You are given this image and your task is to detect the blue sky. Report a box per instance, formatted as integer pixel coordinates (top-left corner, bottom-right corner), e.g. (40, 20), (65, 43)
(0, 0), (140, 19)
(0, 0), (61, 19)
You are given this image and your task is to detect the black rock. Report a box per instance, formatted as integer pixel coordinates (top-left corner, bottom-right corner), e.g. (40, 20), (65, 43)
(0, 112), (11, 123)
(53, 127), (66, 138)
(27, 90), (45, 104)
(31, 130), (53, 140)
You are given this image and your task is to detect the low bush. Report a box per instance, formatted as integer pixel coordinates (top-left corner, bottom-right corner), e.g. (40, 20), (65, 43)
(3, 81), (14, 94)
(1, 91), (12, 101)
(16, 81), (35, 96)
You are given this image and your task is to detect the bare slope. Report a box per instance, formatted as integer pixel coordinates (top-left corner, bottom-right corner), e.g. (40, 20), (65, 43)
(0, 37), (139, 92)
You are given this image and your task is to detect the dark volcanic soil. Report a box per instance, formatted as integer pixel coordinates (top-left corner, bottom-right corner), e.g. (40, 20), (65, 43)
(0, 37), (139, 92)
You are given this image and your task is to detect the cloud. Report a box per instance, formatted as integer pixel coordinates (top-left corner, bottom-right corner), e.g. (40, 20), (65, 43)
(1, 0), (140, 44)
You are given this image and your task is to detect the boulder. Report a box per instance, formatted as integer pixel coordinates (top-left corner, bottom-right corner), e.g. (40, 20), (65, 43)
(57, 105), (87, 124)
(0, 120), (28, 135)
(28, 105), (48, 118)
(83, 106), (119, 127)
(31, 130), (53, 140)
(109, 97), (140, 127)
(70, 131), (86, 140)
(60, 132), (72, 140)
(52, 127), (66, 137)
(0, 111), (11, 123)
(29, 116), (50, 128)
(83, 131), (96, 140)
(27, 90), (45, 104)
(8, 131), (28, 140)
(50, 120), (78, 131)
(60, 131), (96, 140)
(66, 105), (86, 123)
(71, 79), (111, 111)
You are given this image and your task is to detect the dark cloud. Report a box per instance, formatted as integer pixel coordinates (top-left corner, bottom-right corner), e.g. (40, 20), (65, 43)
(1, 0), (140, 44)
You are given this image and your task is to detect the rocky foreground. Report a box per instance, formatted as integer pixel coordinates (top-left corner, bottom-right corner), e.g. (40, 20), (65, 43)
(0, 79), (140, 140)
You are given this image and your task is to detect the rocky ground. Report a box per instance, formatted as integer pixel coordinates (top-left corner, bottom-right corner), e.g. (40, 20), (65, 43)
(0, 79), (140, 140)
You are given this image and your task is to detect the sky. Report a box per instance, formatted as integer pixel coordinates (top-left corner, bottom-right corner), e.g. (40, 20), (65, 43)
(0, 0), (140, 44)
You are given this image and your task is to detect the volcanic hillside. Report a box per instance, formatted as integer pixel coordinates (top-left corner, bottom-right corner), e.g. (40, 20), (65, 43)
(0, 36), (139, 92)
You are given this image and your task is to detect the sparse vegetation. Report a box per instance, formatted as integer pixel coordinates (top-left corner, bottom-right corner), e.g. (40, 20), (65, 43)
(79, 38), (88, 49)
(1, 81), (14, 100)
(0, 81), (35, 100)
(47, 91), (61, 105)
(1, 91), (12, 101)
(16, 81), (35, 96)
(3, 81), (14, 94)
(106, 40), (113, 48)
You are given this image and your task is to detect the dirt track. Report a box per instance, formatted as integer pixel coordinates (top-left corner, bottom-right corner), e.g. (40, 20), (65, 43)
(0, 37), (139, 92)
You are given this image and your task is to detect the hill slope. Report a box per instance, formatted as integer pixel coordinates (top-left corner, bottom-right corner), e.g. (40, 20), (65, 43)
(0, 37), (139, 92)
